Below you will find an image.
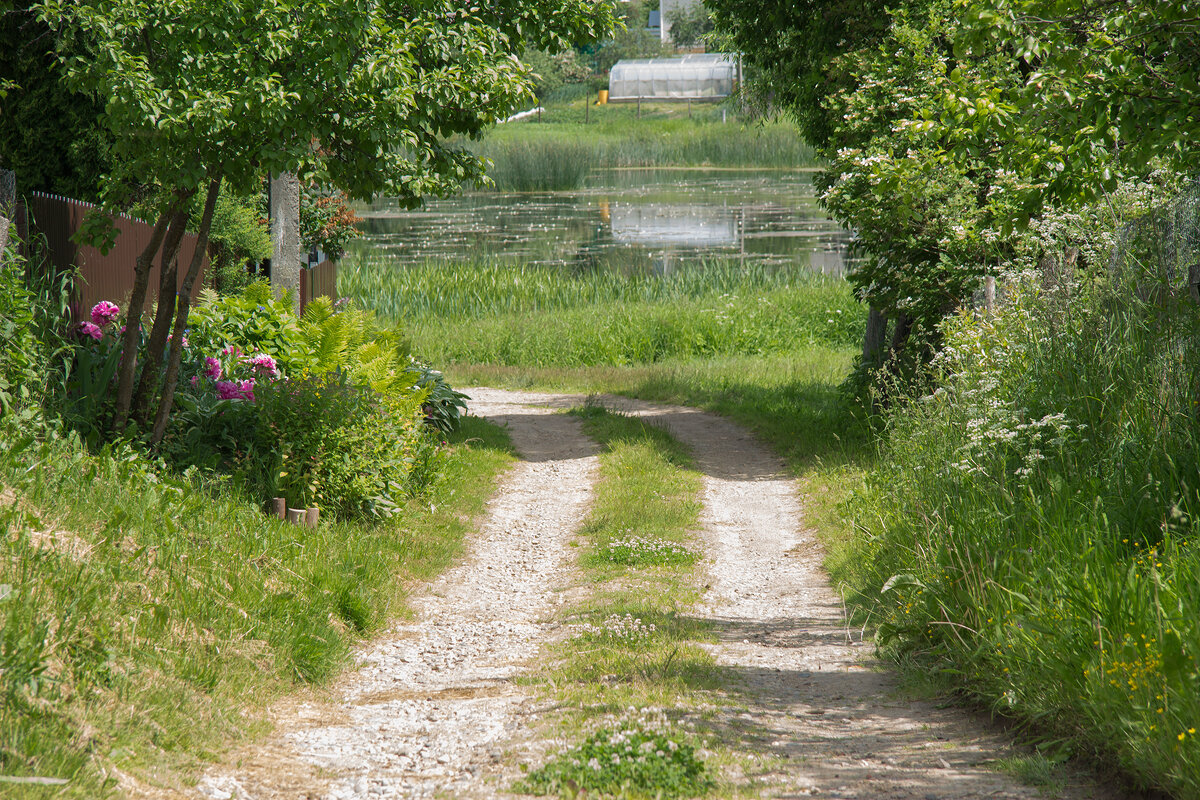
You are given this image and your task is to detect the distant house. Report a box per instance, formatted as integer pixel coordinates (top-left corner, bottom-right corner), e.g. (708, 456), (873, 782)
(647, 9), (661, 37)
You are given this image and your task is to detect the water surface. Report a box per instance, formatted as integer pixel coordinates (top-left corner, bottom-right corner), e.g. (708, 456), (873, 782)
(356, 168), (851, 275)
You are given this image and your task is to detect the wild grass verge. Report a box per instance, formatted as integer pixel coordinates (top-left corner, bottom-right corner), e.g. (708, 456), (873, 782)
(841, 270), (1200, 797)
(0, 415), (514, 798)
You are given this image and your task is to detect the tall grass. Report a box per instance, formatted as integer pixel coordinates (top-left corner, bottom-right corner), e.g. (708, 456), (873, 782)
(843, 271), (1200, 796)
(473, 111), (815, 190)
(341, 255), (862, 367)
(0, 417), (513, 796)
(342, 253), (845, 320)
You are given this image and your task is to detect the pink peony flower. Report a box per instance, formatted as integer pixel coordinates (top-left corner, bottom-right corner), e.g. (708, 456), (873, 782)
(78, 321), (103, 341)
(90, 301), (120, 328)
(204, 356), (222, 380)
(190, 375), (200, 387)
(216, 378), (256, 401)
(248, 353), (277, 376)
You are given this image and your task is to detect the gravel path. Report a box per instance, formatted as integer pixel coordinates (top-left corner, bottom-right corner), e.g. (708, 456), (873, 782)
(194, 389), (1125, 800)
(197, 393), (597, 800)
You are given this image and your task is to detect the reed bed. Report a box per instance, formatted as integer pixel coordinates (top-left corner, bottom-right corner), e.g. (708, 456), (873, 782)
(342, 253), (845, 320)
(473, 117), (815, 190)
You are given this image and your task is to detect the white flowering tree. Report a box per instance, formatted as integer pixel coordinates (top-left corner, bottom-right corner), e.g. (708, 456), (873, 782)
(712, 0), (1200, 383)
(34, 0), (616, 443)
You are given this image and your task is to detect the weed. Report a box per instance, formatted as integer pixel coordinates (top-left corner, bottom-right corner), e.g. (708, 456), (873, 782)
(600, 534), (696, 567)
(517, 710), (712, 799)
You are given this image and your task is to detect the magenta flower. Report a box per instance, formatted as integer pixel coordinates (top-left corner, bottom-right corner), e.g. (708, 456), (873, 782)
(248, 353), (278, 376)
(90, 301), (120, 328)
(204, 356), (222, 380)
(78, 321), (103, 341)
(216, 378), (256, 401)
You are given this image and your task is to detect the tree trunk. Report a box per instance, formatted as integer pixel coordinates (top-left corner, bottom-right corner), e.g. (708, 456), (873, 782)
(861, 306), (887, 367)
(151, 179), (220, 446)
(887, 311), (912, 360)
(130, 207), (191, 426)
(112, 198), (182, 434)
(0, 170), (14, 269)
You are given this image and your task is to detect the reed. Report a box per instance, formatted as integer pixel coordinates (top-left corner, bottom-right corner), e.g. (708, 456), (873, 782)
(471, 114), (816, 190)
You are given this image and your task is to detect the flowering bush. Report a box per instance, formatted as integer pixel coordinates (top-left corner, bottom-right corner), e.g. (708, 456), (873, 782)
(63, 300), (130, 439)
(516, 709), (710, 799)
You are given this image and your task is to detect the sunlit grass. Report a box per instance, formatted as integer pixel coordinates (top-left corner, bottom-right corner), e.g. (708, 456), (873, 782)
(0, 417), (515, 797)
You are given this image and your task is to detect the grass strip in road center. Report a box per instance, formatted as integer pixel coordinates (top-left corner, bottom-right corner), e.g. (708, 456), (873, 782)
(516, 402), (726, 799)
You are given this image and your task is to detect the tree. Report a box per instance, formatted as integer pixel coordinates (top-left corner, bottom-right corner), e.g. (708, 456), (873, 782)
(664, 3), (712, 48)
(34, 0), (616, 444)
(953, 0), (1200, 212)
(0, 3), (111, 201)
(705, 0), (892, 146)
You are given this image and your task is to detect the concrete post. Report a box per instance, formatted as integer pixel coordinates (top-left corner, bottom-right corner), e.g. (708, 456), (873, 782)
(269, 172), (302, 315)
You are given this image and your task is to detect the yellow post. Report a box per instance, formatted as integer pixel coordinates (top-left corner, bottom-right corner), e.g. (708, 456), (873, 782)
(598, 89), (609, 105)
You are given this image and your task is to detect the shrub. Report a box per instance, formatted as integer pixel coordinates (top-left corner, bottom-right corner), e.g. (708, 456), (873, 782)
(250, 374), (432, 519)
(187, 281), (310, 374)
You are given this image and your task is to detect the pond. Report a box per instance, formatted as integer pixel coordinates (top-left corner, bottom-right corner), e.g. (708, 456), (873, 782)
(354, 168), (852, 276)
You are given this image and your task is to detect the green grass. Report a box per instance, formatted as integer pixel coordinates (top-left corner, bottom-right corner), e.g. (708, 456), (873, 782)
(472, 100), (815, 190)
(520, 405), (724, 797)
(341, 256), (862, 368)
(0, 415), (515, 797)
(838, 273), (1200, 797)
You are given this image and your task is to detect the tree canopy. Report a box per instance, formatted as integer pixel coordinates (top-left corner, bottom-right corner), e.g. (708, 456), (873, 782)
(708, 0), (1200, 378)
(31, 0), (617, 442)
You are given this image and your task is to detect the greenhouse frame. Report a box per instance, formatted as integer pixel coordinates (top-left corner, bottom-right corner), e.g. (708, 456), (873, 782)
(608, 54), (738, 101)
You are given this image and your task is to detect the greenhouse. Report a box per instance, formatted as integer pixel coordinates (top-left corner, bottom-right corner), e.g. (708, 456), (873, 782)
(608, 54), (737, 101)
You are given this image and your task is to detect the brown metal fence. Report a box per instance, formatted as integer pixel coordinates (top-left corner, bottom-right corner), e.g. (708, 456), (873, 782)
(21, 192), (209, 321)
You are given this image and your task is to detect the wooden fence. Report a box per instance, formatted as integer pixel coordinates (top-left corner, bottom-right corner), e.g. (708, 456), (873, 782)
(14, 188), (338, 318)
(300, 258), (338, 313)
(22, 192), (209, 321)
